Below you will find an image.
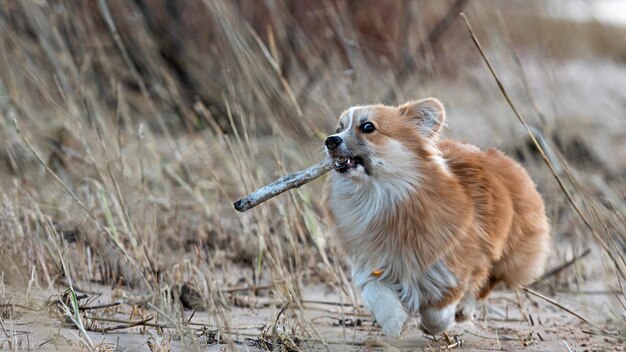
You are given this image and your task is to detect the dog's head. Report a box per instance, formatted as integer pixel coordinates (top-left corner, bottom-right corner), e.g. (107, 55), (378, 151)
(325, 98), (446, 182)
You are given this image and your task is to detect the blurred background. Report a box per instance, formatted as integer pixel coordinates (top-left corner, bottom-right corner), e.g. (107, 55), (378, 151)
(0, 0), (624, 350)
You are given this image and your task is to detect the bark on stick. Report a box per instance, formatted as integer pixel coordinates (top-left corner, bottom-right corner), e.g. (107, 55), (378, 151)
(234, 158), (333, 212)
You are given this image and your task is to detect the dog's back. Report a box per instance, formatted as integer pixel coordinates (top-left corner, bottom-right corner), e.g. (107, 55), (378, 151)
(440, 140), (550, 297)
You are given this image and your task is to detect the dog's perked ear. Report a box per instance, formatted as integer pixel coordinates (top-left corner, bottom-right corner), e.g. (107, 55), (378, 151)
(398, 98), (446, 138)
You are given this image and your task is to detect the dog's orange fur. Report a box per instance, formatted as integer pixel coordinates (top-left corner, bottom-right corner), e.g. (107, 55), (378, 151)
(323, 98), (550, 335)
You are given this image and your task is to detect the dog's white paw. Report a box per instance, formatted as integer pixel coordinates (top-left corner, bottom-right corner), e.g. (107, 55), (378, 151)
(374, 303), (408, 338)
(358, 277), (408, 338)
(420, 304), (456, 335)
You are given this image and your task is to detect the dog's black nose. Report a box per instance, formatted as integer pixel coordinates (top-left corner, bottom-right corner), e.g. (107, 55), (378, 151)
(325, 136), (342, 151)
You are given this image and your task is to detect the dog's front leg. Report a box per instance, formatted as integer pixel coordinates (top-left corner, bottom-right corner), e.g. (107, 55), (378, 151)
(359, 278), (408, 338)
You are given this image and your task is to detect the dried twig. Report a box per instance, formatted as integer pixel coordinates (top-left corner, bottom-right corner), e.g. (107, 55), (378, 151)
(85, 315), (168, 329)
(234, 158), (333, 212)
(462, 330), (518, 341)
(100, 317), (154, 333)
(301, 299), (363, 308)
(521, 287), (608, 333)
(0, 303), (39, 311)
(79, 302), (121, 311)
(221, 284), (273, 293)
(534, 248), (591, 283)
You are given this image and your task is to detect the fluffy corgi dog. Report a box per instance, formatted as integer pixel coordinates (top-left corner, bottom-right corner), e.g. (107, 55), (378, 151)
(323, 98), (550, 338)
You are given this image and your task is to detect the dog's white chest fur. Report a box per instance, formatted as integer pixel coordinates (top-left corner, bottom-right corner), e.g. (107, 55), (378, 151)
(329, 176), (457, 313)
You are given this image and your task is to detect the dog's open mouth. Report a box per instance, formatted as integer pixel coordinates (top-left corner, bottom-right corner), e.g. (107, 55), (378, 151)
(334, 156), (365, 173)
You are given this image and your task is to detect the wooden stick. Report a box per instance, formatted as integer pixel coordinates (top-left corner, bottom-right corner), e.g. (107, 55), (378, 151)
(234, 158), (334, 212)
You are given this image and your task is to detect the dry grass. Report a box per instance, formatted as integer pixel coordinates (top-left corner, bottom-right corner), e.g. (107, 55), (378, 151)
(0, 1), (625, 351)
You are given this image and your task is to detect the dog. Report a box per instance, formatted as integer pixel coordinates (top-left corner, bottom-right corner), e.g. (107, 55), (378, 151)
(323, 98), (550, 337)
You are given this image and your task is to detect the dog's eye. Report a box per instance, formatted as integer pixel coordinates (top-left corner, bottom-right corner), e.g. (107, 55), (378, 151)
(335, 126), (342, 133)
(360, 122), (375, 134)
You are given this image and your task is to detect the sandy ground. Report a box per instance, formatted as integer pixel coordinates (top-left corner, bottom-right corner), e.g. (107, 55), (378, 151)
(4, 286), (624, 351)
(3, 246), (625, 352)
